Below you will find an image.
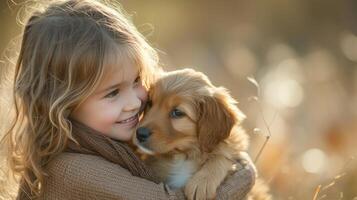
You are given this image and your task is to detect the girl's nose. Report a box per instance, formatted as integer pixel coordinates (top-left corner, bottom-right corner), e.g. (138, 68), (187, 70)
(123, 89), (141, 112)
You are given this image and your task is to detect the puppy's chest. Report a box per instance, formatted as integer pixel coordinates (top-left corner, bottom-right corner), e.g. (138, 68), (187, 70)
(166, 158), (198, 189)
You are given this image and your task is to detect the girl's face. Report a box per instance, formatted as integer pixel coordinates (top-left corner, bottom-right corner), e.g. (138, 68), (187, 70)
(71, 63), (147, 141)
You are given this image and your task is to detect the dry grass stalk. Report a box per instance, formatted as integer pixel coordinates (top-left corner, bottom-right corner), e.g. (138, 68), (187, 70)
(247, 76), (274, 164)
(313, 185), (322, 200)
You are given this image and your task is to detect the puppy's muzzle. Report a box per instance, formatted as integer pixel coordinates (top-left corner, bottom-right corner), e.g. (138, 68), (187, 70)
(136, 127), (152, 143)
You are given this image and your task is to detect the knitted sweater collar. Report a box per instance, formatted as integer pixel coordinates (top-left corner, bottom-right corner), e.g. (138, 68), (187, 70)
(65, 119), (159, 183)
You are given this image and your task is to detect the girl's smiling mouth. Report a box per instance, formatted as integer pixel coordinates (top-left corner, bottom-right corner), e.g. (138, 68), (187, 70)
(117, 114), (139, 127)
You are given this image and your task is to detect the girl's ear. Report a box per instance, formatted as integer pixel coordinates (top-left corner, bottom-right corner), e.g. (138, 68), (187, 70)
(197, 87), (245, 153)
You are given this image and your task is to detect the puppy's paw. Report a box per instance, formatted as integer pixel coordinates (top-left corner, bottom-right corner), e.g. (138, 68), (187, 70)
(184, 172), (218, 200)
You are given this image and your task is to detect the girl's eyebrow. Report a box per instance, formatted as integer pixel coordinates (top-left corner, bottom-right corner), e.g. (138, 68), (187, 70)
(97, 72), (139, 95)
(98, 83), (122, 94)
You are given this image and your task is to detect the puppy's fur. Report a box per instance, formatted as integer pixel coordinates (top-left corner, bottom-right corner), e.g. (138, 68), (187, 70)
(133, 68), (270, 200)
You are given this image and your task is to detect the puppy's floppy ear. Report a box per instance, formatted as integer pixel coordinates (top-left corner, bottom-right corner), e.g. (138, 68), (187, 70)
(197, 87), (245, 153)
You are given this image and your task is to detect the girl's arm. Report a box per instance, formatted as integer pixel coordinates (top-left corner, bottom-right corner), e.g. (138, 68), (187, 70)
(40, 153), (254, 200)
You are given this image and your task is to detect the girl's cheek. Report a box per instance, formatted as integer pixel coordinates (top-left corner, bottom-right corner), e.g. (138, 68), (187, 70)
(137, 85), (148, 103)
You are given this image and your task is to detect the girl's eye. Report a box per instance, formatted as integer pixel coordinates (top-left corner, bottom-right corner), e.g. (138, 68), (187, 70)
(169, 108), (185, 119)
(105, 89), (119, 98)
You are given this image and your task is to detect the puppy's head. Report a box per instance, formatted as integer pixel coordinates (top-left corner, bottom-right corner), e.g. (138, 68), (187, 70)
(133, 68), (245, 155)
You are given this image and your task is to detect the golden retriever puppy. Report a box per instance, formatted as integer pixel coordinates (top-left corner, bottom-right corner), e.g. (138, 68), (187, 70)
(133, 68), (269, 200)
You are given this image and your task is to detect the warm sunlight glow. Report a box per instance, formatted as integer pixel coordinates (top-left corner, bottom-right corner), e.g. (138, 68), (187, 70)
(302, 148), (327, 174)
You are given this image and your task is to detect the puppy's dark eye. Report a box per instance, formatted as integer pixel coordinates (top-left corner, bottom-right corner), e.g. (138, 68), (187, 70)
(170, 108), (185, 118)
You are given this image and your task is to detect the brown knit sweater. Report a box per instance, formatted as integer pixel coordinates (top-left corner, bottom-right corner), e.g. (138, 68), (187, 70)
(18, 120), (255, 199)
(40, 152), (255, 200)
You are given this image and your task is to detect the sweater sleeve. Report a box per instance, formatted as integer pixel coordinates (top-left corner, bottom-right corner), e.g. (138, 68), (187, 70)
(42, 153), (185, 200)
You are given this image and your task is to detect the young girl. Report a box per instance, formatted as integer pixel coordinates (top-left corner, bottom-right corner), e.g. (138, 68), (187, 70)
(1, 0), (256, 199)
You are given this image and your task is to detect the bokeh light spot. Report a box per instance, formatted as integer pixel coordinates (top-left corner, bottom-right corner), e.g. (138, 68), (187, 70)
(302, 148), (327, 174)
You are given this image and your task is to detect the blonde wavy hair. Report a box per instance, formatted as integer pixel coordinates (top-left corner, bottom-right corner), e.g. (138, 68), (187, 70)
(1, 0), (159, 198)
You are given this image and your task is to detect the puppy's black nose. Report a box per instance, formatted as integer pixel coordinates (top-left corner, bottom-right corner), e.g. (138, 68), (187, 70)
(136, 127), (151, 142)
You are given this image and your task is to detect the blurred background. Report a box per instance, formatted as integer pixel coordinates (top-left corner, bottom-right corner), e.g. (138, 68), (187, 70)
(1, 0), (357, 199)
